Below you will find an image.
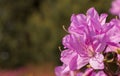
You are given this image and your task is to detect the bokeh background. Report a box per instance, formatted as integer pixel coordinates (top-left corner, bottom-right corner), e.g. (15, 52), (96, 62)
(0, 0), (113, 76)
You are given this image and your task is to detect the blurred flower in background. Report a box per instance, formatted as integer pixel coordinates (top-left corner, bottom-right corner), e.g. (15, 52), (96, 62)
(110, 0), (120, 17)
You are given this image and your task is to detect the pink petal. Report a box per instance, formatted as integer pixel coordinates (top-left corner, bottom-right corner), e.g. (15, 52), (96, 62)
(69, 55), (89, 70)
(60, 49), (77, 65)
(86, 7), (99, 20)
(99, 14), (108, 25)
(89, 53), (104, 69)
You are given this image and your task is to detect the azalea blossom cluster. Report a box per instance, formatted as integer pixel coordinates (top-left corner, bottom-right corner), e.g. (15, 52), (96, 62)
(55, 0), (120, 76)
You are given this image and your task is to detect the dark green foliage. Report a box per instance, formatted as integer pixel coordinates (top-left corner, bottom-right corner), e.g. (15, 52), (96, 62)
(0, 0), (112, 68)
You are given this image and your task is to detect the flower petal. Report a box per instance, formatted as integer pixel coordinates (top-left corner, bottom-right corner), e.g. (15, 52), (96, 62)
(69, 55), (89, 70)
(95, 71), (107, 76)
(86, 7), (99, 20)
(99, 14), (108, 25)
(89, 53), (104, 69)
(55, 64), (70, 76)
(60, 49), (77, 65)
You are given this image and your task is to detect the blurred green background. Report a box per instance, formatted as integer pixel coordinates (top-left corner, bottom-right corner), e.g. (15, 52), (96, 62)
(0, 0), (112, 70)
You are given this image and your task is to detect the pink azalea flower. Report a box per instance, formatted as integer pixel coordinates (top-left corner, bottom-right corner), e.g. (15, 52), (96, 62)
(55, 7), (120, 76)
(62, 7), (113, 70)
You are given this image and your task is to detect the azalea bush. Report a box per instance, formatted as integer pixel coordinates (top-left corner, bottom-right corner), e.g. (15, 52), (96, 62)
(55, 0), (120, 76)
